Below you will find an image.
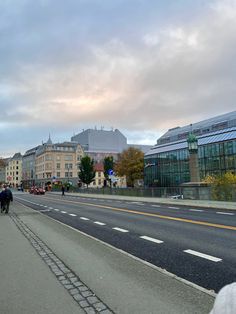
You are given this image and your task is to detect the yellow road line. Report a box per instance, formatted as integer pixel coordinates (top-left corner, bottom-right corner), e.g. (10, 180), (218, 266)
(42, 195), (236, 231)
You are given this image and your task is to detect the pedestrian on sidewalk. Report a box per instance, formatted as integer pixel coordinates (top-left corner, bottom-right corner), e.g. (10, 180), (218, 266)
(4, 186), (13, 214)
(61, 185), (65, 196)
(0, 186), (6, 213)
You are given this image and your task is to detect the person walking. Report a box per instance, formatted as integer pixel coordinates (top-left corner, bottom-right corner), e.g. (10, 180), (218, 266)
(0, 186), (6, 213)
(4, 186), (13, 214)
(61, 185), (65, 196)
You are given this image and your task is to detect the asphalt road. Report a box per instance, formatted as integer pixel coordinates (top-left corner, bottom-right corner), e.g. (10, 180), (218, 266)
(14, 191), (236, 293)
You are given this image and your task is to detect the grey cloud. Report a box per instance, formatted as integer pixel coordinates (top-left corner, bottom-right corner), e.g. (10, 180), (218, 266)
(1, 0), (236, 156)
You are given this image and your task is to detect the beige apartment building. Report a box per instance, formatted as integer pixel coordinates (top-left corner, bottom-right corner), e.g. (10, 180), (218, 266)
(35, 139), (84, 185)
(5, 153), (23, 187)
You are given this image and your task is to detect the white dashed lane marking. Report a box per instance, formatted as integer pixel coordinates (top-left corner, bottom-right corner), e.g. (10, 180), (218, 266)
(184, 249), (222, 262)
(151, 205), (160, 208)
(189, 209), (204, 212)
(168, 206), (179, 210)
(54, 209), (59, 211)
(80, 217), (90, 221)
(131, 202), (144, 205)
(112, 227), (129, 233)
(61, 211), (67, 214)
(216, 212), (234, 216)
(69, 214), (77, 217)
(140, 236), (163, 244)
(94, 221), (106, 226)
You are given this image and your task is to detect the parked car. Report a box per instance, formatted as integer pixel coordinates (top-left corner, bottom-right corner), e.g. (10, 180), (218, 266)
(29, 187), (45, 195)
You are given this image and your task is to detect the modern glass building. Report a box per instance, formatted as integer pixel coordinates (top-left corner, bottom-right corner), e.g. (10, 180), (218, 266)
(144, 111), (236, 187)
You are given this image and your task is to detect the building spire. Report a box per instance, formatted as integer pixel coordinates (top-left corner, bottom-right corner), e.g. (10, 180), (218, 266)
(46, 133), (52, 145)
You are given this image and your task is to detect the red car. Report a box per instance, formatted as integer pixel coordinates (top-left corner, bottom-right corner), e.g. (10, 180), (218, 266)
(29, 187), (45, 195)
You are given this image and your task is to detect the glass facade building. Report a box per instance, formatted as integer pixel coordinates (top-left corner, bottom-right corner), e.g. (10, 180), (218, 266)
(144, 112), (236, 187)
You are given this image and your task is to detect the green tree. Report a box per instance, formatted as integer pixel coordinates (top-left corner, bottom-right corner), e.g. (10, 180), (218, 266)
(115, 147), (144, 187)
(78, 156), (95, 188)
(103, 156), (114, 187)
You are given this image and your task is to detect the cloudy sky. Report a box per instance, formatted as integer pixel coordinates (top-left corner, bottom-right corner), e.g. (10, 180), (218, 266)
(1, 0), (236, 157)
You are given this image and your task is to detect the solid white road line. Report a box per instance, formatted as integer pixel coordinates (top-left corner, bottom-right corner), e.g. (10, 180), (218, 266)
(61, 211), (67, 214)
(94, 221), (106, 226)
(216, 212), (234, 215)
(140, 236), (163, 244)
(69, 214), (77, 217)
(184, 249), (222, 262)
(112, 227), (129, 233)
(80, 217), (90, 220)
(189, 209), (204, 212)
(151, 205), (160, 208)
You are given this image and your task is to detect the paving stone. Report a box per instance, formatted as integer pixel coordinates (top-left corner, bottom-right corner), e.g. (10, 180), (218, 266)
(78, 285), (88, 292)
(61, 280), (70, 285)
(87, 296), (99, 304)
(54, 270), (64, 276)
(93, 302), (107, 311)
(81, 290), (93, 298)
(64, 284), (74, 290)
(73, 281), (84, 287)
(66, 272), (75, 278)
(84, 307), (96, 314)
(73, 293), (84, 302)
(58, 276), (66, 281)
(69, 277), (78, 283)
(69, 288), (79, 296)
(51, 266), (59, 271)
(56, 262), (65, 268)
(79, 300), (90, 308)
(99, 310), (113, 314)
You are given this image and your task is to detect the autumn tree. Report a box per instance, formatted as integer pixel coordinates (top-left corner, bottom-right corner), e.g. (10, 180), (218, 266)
(115, 147), (144, 187)
(78, 156), (95, 188)
(202, 172), (236, 201)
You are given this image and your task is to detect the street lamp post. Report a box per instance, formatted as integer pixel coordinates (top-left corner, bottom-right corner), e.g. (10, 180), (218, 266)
(187, 133), (200, 183)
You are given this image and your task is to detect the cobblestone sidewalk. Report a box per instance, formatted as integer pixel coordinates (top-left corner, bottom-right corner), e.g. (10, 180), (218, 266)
(10, 212), (114, 314)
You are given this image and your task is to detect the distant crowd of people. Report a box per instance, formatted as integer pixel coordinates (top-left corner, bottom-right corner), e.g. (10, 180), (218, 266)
(0, 185), (13, 214)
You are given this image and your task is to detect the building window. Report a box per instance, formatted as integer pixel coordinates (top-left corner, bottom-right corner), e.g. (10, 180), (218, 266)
(57, 172), (60, 177)
(56, 163), (60, 169)
(45, 155), (52, 161)
(65, 163), (73, 169)
(65, 155), (73, 161)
